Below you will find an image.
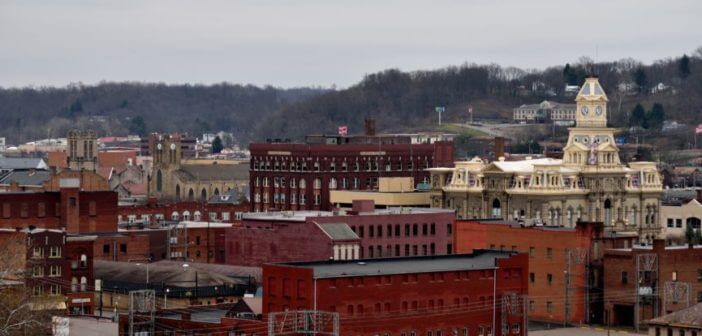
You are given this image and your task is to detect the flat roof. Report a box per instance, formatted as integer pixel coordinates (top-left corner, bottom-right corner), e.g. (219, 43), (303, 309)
(277, 250), (516, 279)
(243, 207), (454, 222)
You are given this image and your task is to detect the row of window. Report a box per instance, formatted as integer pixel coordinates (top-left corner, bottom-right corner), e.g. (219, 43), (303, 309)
(352, 223), (450, 239)
(33, 284), (62, 297)
(119, 211), (243, 223)
(33, 264), (62, 277)
(1, 200), (98, 218)
(666, 217), (702, 229)
(32, 246), (62, 258)
(252, 158), (430, 172)
(343, 296), (497, 316)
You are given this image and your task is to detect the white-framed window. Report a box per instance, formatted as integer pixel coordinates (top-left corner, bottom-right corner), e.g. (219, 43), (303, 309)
(171, 212), (179, 221)
(33, 285), (43, 297)
(32, 247), (43, 258)
(141, 214), (150, 224)
(235, 212), (243, 220)
(49, 265), (61, 277)
(33, 265), (43, 277)
(222, 212), (230, 221)
(49, 246), (61, 258)
(50, 284), (61, 296)
(209, 212), (217, 221)
(192, 211), (201, 221)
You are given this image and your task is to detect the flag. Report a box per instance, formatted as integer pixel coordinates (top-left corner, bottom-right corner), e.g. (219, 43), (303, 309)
(338, 125), (348, 135)
(696, 124), (702, 134)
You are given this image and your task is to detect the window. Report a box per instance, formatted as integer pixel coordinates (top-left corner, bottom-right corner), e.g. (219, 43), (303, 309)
(529, 300), (535, 311)
(547, 273), (553, 285)
(120, 243), (127, 254)
(529, 247), (535, 257)
(49, 265), (61, 277)
(49, 246), (61, 258)
(529, 273), (535, 283)
(33, 285), (43, 297)
(50, 284), (61, 296)
(447, 223), (453, 236)
(546, 301), (553, 312)
(667, 218), (674, 228)
(33, 265), (43, 277)
(32, 247), (43, 258)
(547, 248), (553, 258)
(511, 324), (520, 334)
(621, 271), (628, 284)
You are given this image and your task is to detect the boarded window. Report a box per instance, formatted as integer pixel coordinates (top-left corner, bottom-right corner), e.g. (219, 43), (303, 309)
(37, 202), (46, 218)
(89, 201), (97, 217)
(20, 203), (28, 218)
(282, 278), (291, 297)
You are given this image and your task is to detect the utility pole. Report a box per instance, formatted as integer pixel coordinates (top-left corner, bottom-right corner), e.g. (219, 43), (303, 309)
(435, 106), (446, 126)
(635, 253), (658, 332)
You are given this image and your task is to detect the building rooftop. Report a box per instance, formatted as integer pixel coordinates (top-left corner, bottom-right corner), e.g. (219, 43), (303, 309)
(176, 163), (248, 182)
(0, 157), (48, 170)
(277, 250), (515, 279)
(0, 169), (51, 186)
(649, 302), (702, 328)
(243, 207), (454, 222)
(316, 223), (359, 241)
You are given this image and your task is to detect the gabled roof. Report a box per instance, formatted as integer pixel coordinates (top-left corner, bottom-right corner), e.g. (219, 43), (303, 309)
(317, 222), (360, 241)
(0, 157), (47, 170)
(576, 77), (609, 101)
(648, 302), (702, 328)
(176, 164), (248, 182)
(0, 170), (51, 186)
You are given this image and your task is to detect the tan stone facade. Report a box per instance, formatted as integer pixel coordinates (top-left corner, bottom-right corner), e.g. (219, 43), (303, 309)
(430, 77), (664, 240)
(148, 134), (248, 202)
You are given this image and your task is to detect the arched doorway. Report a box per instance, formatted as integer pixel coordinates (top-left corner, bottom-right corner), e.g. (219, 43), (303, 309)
(175, 184), (181, 200)
(201, 188), (207, 202)
(188, 189), (194, 201)
(491, 199), (501, 218)
(604, 199), (612, 226)
(687, 217), (701, 230)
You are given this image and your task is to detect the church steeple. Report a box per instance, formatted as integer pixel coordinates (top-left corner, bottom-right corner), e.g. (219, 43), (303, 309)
(575, 77), (608, 128)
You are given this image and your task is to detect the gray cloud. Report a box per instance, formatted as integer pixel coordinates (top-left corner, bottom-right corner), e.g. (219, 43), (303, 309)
(1, 0), (700, 88)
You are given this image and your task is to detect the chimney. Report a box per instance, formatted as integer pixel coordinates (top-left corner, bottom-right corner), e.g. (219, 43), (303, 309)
(652, 239), (665, 253)
(494, 137), (505, 161)
(364, 118), (376, 136)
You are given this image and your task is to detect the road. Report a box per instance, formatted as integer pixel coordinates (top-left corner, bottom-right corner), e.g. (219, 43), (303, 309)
(66, 317), (118, 336)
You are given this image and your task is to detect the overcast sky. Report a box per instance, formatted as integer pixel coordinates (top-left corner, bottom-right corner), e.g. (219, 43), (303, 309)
(1, 0), (701, 89)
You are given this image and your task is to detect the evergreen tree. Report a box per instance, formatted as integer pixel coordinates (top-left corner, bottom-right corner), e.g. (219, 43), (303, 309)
(646, 103), (665, 130)
(633, 67), (648, 94)
(695, 227), (702, 245)
(679, 54), (691, 79)
(211, 136), (223, 154)
(630, 104), (646, 127)
(128, 115), (147, 136)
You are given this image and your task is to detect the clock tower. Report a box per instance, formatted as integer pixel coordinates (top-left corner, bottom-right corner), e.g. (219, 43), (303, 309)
(575, 76), (608, 128)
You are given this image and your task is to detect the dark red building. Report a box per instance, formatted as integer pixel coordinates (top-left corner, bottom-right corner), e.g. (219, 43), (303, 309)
(249, 125), (454, 212)
(0, 186), (118, 234)
(117, 198), (249, 226)
(225, 201), (455, 267)
(263, 251), (529, 335)
(0, 228), (98, 314)
(604, 240), (702, 329)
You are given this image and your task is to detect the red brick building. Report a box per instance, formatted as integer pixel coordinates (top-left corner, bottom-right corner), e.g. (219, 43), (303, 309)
(117, 198), (249, 226)
(0, 186), (118, 234)
(454, 219), (637, 325)
(225, 201), (455, 267)
(604, 240), (702, 329)
(0, 228), (97, 314)
(249, 127), (454, 212)
(263, 251), (528, 335)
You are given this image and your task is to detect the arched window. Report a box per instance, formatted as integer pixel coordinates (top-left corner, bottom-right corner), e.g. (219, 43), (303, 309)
(329, 178), (337, 189)
(604, 199), (612, 226)
(175, 185), (181, 200)
(188, 189), (194, 201)
(182, 211), (190, 221)
(214, 188), (220, 196)
(314, 178), (322, 189)
(71, 277), (78, 292)
(201, 189), (207, 202)
(156, 170), (163, 192)
(80, 254), (87, 268)
(80, 276), (87, 291)
(193, 211), (201, 221)
(171, 211), (179, 221)
(299, 179), (306, 189)
(491, 199), (501, 218)
(687, 217), (701, 230)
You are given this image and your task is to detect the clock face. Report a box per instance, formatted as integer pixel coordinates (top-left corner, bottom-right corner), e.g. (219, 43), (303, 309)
(157, 143), (162, 150)
(595, 106), (603, 115)
(581, 106), (589, 116)
(170, 143), (176, 150)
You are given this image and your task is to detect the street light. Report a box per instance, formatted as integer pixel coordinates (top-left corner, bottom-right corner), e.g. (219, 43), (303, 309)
(164, 288), (170, 309)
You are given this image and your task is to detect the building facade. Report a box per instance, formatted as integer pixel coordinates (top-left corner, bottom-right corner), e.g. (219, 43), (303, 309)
(661, 198), (702, 244)
(604, 240), (702, 329)
(249, 126), (454, 212)
(513, 100), (576, 124)
(454, 219), (637, 325)
(263, 251), (528, 335)
(226, 201), (455, 267)
(430, 77), (663, 241)
(148, 134), (248, 202)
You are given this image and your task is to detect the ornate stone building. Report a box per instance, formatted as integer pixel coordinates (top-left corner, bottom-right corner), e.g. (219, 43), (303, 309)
(148, 134), (248, 202)
(67, 129), (98, 171)
(429, 77), (663, 240)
